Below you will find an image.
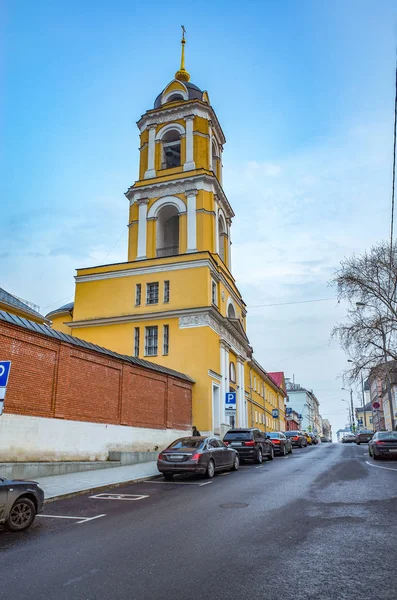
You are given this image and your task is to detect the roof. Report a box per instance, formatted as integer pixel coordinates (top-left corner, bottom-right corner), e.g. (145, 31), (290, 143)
(154, 81), (204, 108)
(0, 310), (194, 384)
(356, 401), (373, 412)
(0, 287), (48, 323)
(268, 372), (285, 389)
(46, 302), (74, 319)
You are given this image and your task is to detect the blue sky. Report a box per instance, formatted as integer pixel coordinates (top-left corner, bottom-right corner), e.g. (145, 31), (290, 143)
(2, 0), (397, 434)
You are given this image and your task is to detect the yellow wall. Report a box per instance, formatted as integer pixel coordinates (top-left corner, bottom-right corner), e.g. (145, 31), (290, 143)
(244, 363), (286, 432)
(49, 313), (73, 334)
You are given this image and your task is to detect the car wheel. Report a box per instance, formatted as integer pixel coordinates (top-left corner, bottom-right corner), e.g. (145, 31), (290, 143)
(299, 440), (303, 448)
(231, 454), (240, 471)
(281, 445), (287, 457)
(289, 446), (293, 454)
(163, 473), (174, 481)
(372, 452), (379, 461)
(357, 442), (360, 445)
(206, 459), (215, 478)
(267, 447), (274, 461)
(255, 449), (263, 464)
(6, 497), (36, 532)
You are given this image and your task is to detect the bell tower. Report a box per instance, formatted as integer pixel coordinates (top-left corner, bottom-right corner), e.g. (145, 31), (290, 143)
(125, 27), (234, 270)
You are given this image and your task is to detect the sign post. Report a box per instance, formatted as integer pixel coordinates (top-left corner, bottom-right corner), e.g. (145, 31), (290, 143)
(225, 392), (237, 423)
(0, 361), (11, 417)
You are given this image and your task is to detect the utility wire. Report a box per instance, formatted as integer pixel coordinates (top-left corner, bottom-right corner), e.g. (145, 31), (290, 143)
(390, 49), (397, 260)
(248, 297), (336, 309)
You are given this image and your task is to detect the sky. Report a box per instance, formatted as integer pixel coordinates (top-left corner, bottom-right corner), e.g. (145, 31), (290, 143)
(2, 0), (397, 436)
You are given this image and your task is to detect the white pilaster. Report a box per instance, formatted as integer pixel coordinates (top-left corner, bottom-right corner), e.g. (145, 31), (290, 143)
(209, 122), (213, 171)
(220, 344), (226, 423)
(186, 189), (198, 252)
(223, 345), (230, 424)
(227, 220), (232, 270)
(144, 125), (157, 179)
(219, 146), (223, 185)
(215, 196), (220, 254)
(183, 115), (195, 171)
(136, 199), (149, 259)
(237, 358), (245, 427)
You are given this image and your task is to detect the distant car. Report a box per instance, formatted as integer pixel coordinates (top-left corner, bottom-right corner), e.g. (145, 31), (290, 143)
(342, 433), (356, 443)
(308, 433), (319, 445)
(368, 431), (397, 459)
(266, 432), (292, 456)
(356, 430), (374, 445)
(302, 431), (313, 445)
(157, 436), (239, 480)
(0, 478), (44, 532)
(320, 436), (331, 443)
(223, 428), (274, 463)
(283, 431), (307, 448)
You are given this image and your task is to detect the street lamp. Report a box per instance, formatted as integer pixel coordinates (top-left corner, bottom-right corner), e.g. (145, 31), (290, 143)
(355, 302), (396, 431)
(341, 398), (353, 430)
(342, 388), (355, 432)
(347, 360), (367, 429)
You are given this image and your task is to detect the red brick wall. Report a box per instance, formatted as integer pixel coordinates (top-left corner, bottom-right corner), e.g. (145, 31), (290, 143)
(286, 419), (299, 431)
(0, 320), (192, 430)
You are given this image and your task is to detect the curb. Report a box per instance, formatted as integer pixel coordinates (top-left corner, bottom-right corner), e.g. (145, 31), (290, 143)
(44, 473), (162, 503)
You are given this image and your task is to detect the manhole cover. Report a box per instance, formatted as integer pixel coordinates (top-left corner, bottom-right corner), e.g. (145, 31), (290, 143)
(220, 502), (249, 509)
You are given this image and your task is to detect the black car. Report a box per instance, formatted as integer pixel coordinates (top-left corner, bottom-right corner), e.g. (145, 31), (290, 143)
(368, 431), (397, 459)
(223, 428), (274, 463)
(0, 477), (45, 531)
(356, 430), (374, 444)
(283, 430), (307, 448)
(266, 431), (292, 456)
(157, 436), (239, 479)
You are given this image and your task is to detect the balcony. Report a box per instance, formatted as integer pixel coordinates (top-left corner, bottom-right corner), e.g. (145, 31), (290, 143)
(156, 246), (179, 258)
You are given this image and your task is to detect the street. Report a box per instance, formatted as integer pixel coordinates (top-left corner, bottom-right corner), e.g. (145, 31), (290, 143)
(1, 443), (397, 600)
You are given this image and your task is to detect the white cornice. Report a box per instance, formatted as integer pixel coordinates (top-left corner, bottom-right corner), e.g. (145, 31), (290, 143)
(125, 173), (234, 220)
(75, 258), (217, 283)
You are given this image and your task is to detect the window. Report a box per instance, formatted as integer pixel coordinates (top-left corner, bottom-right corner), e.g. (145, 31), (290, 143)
(145, 326), (158, 356)
(218, 215), (227, 263)
(164, 280), (170, 303)
(135, 284), (141, 306)
(162, 129), (181, 169)
(229, 362), (236, 383)
(146, 282), (159, 304)
(212, 280), (217, 305)
(254, 376), (256, 391)
(227, 303), (236, 318)
(163, 324), (169, 355)
(167, 94), (184, 103)
(156, 205), (179, 258)
(209, 439), (220, 448)
(134, 327), (140, 357)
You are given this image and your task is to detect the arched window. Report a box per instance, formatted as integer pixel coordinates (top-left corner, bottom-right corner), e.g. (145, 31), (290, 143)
(156, 205), (180, 257)
(162, 129), (181, 169)
(218, 214), (227, 263)
(167, 93), (184, 103)
(229, 362), (236, 383)
(227, 302), (236, 318)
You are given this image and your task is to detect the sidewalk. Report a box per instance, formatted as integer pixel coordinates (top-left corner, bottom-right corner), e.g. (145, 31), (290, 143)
(35, 461), (159, 501)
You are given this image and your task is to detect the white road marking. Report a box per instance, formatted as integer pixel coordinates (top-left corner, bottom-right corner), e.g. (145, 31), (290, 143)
(90, 493), (149, 501)
(366, 460), (397, 472)
(219, 472), (230, 476)
(198, 481), (213, 486)
(255, 466), (265, 469)
(144, 480), (212, 486)
(37, 514), (106, 525)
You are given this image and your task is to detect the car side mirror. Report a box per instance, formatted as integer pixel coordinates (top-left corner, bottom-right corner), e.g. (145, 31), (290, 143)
(266, 435), (271, 439)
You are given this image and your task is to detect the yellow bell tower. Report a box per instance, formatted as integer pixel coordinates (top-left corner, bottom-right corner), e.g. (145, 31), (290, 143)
(49, 30), (253, 437)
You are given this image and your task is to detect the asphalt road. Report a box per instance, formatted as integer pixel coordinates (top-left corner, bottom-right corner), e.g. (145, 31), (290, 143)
(1, 443), (397, 600)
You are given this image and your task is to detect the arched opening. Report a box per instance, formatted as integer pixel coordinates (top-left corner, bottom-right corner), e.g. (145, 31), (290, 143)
(167, 93), (184, 103)
(218, 215), (227, 263)
(161, 129), (181, 169)
(156, 205), (179, 257)
(227, 303), (236, 319)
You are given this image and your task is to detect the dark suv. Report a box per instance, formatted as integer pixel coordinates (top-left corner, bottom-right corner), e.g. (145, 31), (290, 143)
(223, 428), (274, 463)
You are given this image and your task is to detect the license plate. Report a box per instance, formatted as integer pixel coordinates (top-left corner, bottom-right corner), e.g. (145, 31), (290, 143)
(231, 442), (242, 447)
(388, 449), (397, 453)
(171, 455), (184, 461)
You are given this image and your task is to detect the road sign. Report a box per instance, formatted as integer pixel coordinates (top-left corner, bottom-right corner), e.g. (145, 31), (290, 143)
(0, 361), (11, 388)
(372, 401), (380, 410)
(286, 407), (292, 416)
(225, 392), (236, 416)
(272, 409), (279, 418)
(298, 414), (302, 420)
(307, 425), (312, 432)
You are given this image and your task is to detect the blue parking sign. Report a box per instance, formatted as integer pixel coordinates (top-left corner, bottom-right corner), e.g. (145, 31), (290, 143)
(0, 361), (11, 387)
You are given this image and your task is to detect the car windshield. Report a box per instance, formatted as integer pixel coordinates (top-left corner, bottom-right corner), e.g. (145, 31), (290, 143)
(168, 438), (205, 449)
(359, 430), (373, 434)
(224, 431), (252, 441)
(377, 432), (397, 439)
(284, 431), (299, 436)
(267, 432), (280, 438)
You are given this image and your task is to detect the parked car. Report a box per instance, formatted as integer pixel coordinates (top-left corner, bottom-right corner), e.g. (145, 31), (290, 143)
(320, 436), (331, 443)
(302, 431), (313, 445)
(223, 428), (274, 463)
(266, 432), (292, 456)
(0, 478), (44, 532)
(283, 430), (307, 447)
(157, 436), (239, 479)
(355, 430), (374, 444)
(368, 431), (397, 459)
(308, 433), (319, 445)
(342, 433), (356, 443)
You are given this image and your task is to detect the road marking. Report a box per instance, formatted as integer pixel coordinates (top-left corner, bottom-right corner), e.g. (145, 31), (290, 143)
(90, 493), (149, 501)
(366, 460), (397, 472)
(37, 514), (106, 525)
(255, 466), (265, 469)
(219, 472), (230, 476)
(198, 481), (213, 486)
(143, 480), (212, 486)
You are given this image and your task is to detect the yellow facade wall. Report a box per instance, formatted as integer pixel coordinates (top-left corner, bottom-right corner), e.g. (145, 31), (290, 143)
(49, 313), (73, 335)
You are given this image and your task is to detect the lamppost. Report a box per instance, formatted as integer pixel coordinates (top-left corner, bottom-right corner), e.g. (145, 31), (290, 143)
(356, 302), (396, 431)
(342, 388), (355, 432)
(341, 398), (353, 430)
(347, 360), (367, 428)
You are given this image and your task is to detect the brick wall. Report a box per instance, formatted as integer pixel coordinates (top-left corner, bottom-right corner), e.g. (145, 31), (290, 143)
(0, 320), (192, 431)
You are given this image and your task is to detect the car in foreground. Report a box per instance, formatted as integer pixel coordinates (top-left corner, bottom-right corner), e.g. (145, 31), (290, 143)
(266, 432), (292, 456)
(157, 436), (239, 479)
(356, 429), (374, 444)
(342, 433), (356, 443)
(368, 431), (397, 459)
(283, 431), (307, 447)
(223, 428), (274, 463)
(0, 478), (45, 532)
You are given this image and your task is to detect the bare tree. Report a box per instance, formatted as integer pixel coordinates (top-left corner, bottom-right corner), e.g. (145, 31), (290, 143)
(330, 240), (397, 381)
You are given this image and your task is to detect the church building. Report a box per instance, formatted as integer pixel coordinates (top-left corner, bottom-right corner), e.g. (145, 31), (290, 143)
(47, 31), (286, 436)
